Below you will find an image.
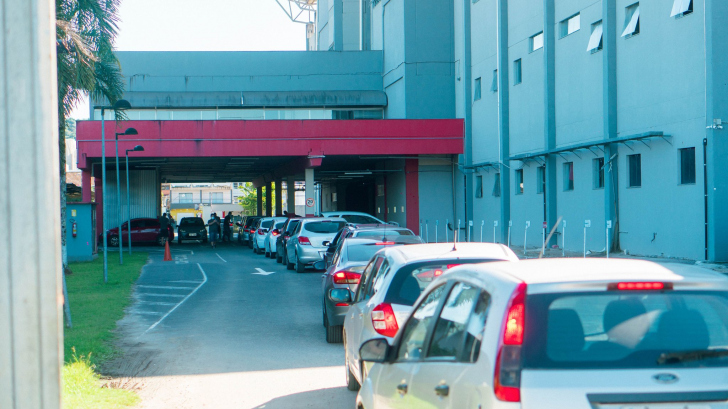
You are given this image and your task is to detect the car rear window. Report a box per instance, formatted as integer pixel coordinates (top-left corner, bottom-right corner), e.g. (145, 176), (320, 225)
(524, 291), (728, 369)
(260, 220), (274, 228)
(343, 215), (380, 224)
(383, 259), (496, 306)
(304, 221), (346, 234)
(347, 243), (390, 262)
(180, 218), (204, 226)
(356, 229), (413, 237)
(274, 222), (285, 229)
(244, 218), (258, 228)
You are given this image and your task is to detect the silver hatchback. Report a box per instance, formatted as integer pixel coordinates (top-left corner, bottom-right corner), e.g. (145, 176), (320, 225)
(286, 217), (347, 273)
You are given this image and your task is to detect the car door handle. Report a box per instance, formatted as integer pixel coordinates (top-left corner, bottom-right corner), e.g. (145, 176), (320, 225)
(396, 383), (408, 395)
(434, 383), (449, 397)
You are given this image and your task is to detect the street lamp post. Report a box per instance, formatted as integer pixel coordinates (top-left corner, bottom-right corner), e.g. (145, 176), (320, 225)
(125, 145), (144, 255)
(115, 127), (138, 265)
(101, 99), (131, 283)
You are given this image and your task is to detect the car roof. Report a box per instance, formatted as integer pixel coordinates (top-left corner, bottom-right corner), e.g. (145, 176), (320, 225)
(384, 242), (518, 263)
(458, 258), (728, 286)
(299, 217), (347, 223)
(322, 211), (374, 216)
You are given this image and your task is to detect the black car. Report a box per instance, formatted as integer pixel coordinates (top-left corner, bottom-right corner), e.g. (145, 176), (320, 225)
(239, 216), (262, 245)
(177, 217), (208, 244)
(275, 218), (302, 264)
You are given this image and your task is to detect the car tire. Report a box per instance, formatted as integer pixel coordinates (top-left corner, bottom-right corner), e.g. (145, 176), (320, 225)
(326, 324), (343, 344)
(202, 237), (208, 243)
(346, 360), (360, 391)
(177, 238), (182, 244)
(109, 235), (119, 247)
(296, 257), (305, 274)
(276, 253), (283, 263)
(286, 257), (294, 270)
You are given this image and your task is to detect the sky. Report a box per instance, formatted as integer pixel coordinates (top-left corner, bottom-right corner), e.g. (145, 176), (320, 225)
(69, 0), (307, 119)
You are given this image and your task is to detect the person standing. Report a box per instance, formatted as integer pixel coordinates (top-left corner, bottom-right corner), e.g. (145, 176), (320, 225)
(158, 212), (169, 245)
(207, 213), (220, 249)
(223, 212), (233, 242)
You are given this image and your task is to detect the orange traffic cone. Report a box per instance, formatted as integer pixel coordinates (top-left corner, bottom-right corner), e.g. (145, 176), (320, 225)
(163, 239), (172, 261)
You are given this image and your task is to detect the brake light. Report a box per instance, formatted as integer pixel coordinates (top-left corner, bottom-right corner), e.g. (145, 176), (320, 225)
(376, 241), (396, 245)
(298, 236), (311, 245)
(609, 282), (671, 291)
(494, 282), (526, 402)
(446, 264), (461, 269)
(333, 271), (361, 285)
(257, 229), (266, 235)
(271, 229), (280, 237)
(371, 303), (399, 338)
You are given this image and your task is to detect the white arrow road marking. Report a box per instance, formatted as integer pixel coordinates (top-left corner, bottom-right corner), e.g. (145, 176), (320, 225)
(253, 268), (276, 276)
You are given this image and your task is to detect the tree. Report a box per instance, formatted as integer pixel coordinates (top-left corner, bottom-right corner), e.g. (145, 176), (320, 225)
(237, 182), (276, 216)
(56, 0), (126, 273)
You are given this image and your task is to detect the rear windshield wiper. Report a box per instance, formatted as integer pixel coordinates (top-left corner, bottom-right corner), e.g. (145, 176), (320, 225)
(657, 349), (728, 365)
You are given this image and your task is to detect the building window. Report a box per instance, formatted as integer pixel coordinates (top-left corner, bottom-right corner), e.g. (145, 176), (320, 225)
(513, 59), (522, 85)
(628, 154), (642, 187)
(593, 157), (605, 189)
(211, 192), (224, 203)
(493, 173), (501, 197)
(536, 166), (545, 194)
(515, 169), (524, 195)
(622, 3), (640, 38)
(563, 162), (574, 191)
(491, 69), (498, 92)
(530, 32), (544, 52)
(179, 193), (193, 203)
(679, 147), (696, 184)
(671, 0), (693, 17)
(587, 20), (603, 53)
(560, 13), (581, 38)
(475, 175), (483, 198)
(474, 77), (482, 101)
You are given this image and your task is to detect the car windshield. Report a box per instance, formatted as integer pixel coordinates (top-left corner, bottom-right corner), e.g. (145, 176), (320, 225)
(355, 229), (413, 237)
(524, 291), (728, 369)
(304, 221), (346, 234)
(180, 218), (204, 226)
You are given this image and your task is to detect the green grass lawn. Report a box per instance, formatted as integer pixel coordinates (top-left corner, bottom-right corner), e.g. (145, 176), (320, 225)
(62, 251), (149, 409)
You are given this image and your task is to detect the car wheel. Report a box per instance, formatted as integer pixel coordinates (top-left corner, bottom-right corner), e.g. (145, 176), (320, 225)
(326, 323), (343, 344)
(345, 352), (360, 391)
(296, 257), (306, 274)
(202, 237), (208, 243)
(286, 256), (294, 270)
(109, 235), (119, 247)
(177, 238), (182, 244)
(276, 252), (283, 263)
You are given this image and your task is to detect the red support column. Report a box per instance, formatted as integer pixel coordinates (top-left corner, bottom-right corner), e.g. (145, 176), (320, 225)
(405, 159), (420, 235)
(82, 169), (92, 203)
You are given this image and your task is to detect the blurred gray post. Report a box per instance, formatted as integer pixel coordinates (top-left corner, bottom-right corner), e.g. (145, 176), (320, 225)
(0, 0), (63, 408)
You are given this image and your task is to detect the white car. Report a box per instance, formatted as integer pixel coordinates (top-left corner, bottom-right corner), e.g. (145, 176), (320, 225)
(252, 217), (286, 254)
(321, 211), (397, 226)
(263, 220), (286, 258)
(341, 243), (518, 392)
(356, 258), (728, 409)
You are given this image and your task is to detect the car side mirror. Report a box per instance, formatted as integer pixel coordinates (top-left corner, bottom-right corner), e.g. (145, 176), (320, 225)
(359, 338), (391, 363)
(329, 288), (352, 304)
(388, 222), (399, 227)
(322, 241), (331, 247)
(313, 260), (327, 271)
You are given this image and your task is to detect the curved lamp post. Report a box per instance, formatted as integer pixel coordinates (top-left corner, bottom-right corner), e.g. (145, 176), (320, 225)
(101, 99), (131, 282)
(114, 127), (138, 265)
(125, 145), (144, 255)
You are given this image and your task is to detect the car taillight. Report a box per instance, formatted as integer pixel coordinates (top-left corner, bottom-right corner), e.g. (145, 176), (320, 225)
(244, 228), (250, 233)
(271, 229), (280, 237)
(609, 282), (672, 291)
(257, 229), (266, 235)
(333, 271), (361, 285)
(446, 264), (461, 269)
(371, 303), (398, 338)
(376, 241), (396, 245)
(494, 282), (526, 403)
(298, 236), (311, 245)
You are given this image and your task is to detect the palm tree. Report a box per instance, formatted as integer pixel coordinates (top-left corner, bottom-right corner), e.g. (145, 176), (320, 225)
(56, 0), (126, 273)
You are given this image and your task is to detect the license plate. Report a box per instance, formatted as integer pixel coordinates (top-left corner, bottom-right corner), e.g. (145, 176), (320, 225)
(189, 233), (197, 237)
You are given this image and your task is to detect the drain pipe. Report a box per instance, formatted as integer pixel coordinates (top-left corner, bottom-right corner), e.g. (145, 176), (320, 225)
(703, 137), (709, 260)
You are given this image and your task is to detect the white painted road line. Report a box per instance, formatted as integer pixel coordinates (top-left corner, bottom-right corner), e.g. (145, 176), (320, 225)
(216, 253), (227, 263)
(137, 285), (196, 290)
(144, 263), (208, 334)
(137, 293), (186, 298)
(253, 268), (275, 276)
(169, 280), (204, 284)
(138, 301), (178, 306)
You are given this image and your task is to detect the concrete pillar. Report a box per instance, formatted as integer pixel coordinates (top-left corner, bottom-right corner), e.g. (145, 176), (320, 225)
(256, 186), (263, 215)
(82, 169), (92, 203)
(265, 182), (272, 217)
(287, 179), (296, 214)
(0, 0), (63, 408)
(274, 180), (282, 216)
(497, 0), (511, 241)
(305, 168), (315, 217)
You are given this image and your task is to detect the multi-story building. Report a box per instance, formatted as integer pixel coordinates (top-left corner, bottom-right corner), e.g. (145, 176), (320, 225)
(76, 0), (728, 261)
